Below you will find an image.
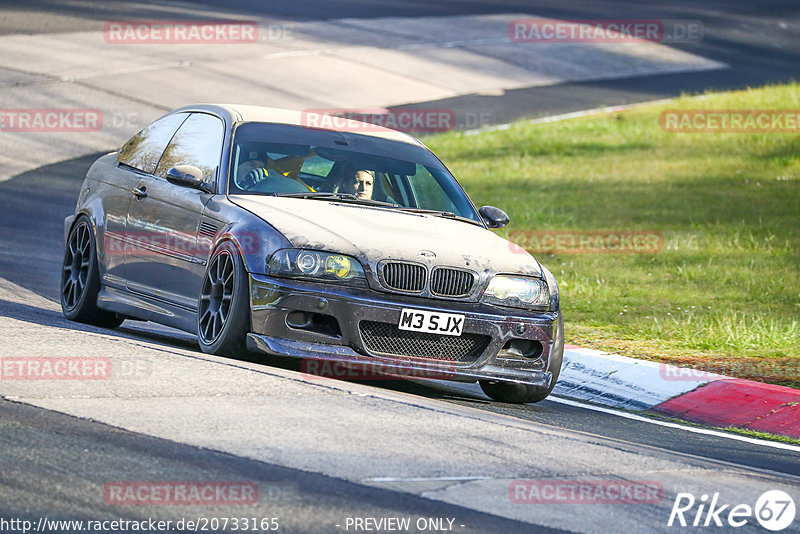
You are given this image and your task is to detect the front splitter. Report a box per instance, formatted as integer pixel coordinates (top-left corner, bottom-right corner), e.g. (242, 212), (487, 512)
(246, 333), (553, 387)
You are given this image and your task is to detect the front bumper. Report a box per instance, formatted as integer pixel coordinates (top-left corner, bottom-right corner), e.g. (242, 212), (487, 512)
(246, 273), (561, 387)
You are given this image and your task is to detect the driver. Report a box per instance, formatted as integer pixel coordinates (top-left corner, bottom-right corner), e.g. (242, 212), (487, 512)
(236, 151), (317, 192)
(338, 170), (374, 200)
(236, 158), (268, 190)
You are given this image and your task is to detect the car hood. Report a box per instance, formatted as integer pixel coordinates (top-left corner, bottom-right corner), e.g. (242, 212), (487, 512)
(229, 195), (542, 277)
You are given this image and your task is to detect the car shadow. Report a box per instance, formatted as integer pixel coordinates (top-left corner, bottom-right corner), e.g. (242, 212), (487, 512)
(0, 293), (485, 404)
(0, 297), (198, 351)
(0, 155), (495, 406)
(0, 153), (105, 302)
(357, 377), (493, 404)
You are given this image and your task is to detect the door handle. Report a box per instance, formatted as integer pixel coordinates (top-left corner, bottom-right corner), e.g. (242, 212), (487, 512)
(132, 186), (147, 199)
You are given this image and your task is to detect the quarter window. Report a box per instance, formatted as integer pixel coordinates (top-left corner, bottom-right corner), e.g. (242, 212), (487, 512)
(155, 113), (224, 184)
(118, 114), (188, 174)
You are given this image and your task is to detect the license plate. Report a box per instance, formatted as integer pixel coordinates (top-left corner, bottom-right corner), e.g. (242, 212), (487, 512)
(398, 308), (464, 337)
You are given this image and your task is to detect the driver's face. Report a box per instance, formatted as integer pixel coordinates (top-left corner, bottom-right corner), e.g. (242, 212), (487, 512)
(344, 171), (374, 199)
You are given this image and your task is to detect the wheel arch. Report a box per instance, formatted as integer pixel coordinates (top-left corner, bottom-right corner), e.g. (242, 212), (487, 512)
(68, 199), (111, 271)
(209, 219), (290, 276)
(197, 237), (252, 355)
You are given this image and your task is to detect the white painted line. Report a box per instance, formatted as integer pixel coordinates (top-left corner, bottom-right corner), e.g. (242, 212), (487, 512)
(263, 49), (323, 59)
(529, 98), (678, 124)
(395, 38), (512, 50)
(59, 61), (192, 82)
(548, 395), (800, 453)
(462, 95), (712, 136)
(365, 476), (493, 482)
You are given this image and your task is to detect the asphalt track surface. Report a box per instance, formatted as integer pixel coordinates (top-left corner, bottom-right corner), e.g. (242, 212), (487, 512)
(1, 153), (798, 533)
(2, 0), (799, 122)
(1, 1), (799, 532)
(2, 399), (553, 534)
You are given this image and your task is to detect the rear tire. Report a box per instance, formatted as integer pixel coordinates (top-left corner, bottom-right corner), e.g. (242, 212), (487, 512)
(60, 216), (124, 328)
(480, 307), (564, 404)
(197, 241), (250, 356)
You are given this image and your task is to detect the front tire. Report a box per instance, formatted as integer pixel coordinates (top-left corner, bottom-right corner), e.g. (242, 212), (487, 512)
(60, 216), (124, 328)
(197, 241), (250, 356)
(480, 307), (564, 404)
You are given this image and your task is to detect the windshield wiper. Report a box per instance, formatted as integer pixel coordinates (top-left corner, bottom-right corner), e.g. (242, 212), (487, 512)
(273, 193), (478, 223)
(397, 208), (483, 226)
(274, 192), (345, 199)
(275, 191), (399, 208)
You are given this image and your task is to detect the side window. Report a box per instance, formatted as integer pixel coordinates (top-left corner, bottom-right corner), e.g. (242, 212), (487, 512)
(406, 164), (457, 212)
(155, 113), (224, 184)
(118, 114), (188, 174)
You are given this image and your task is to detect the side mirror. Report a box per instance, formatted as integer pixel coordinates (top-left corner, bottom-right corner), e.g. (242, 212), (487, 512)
(165, 165), (209, 192)
(479, 205), (510, 229)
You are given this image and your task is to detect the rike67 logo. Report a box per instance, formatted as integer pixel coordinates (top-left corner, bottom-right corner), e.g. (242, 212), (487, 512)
(668, 490), (796, 531)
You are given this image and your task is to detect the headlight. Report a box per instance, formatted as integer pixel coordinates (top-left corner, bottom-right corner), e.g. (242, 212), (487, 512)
(267, 249), (366, 285)
(482, 275), (549, 309)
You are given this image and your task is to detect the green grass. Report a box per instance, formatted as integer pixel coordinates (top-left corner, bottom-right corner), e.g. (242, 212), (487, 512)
(425, 84), (800, 387)
(652, 415), (800, 445)
(720, 426), (800, 446)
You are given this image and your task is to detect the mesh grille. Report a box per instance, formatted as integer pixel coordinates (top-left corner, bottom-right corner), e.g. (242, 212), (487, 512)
(359, 321), (490, 364)
(381, 262), (426, 292)
(431, 268), (475, 297)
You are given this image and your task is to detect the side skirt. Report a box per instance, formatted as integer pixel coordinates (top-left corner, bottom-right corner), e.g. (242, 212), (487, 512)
(97, 285), (197, 334)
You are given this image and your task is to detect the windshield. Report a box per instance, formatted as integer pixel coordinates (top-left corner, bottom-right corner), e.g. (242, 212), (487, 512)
(228, 123), (481, 222)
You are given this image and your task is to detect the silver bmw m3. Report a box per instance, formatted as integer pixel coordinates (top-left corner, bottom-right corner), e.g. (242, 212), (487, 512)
(61, 104), (563, 403)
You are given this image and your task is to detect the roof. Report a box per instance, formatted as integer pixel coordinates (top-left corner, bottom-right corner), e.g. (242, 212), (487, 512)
(173, 103), (424, 146)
